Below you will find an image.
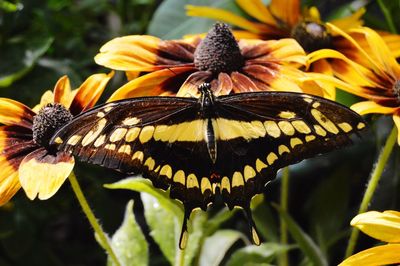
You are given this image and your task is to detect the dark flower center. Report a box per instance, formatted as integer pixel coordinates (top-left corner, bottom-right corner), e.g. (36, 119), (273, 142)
(33, 103), (73, 148)
(194, 23), (244, 74)
(291, 21), (332, 53)
(393, 80), (400, 102)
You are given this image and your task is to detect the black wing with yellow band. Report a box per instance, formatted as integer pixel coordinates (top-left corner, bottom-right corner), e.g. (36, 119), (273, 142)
(51, 85), (366, 249)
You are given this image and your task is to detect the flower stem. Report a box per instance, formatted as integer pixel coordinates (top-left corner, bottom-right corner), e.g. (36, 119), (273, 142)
(68, 172), (121, 266)
(377, 0), (397, 33)
(279, 167), (290, 266)
(345, 126), (397, 258)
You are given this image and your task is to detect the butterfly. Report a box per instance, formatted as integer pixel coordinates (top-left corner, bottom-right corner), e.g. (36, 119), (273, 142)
(51, 83), (366, 249)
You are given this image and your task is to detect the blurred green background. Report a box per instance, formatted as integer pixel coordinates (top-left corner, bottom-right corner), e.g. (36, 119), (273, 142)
(0, 0), (399, 265)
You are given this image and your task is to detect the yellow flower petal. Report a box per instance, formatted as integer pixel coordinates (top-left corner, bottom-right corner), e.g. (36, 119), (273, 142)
(19, 149), (75, 200)
(307, 59), (336, 100)
(0, 167), (20, 206)
(393, 115), (400, 145)
(236, 0), (276, 25)
(269, 0), (301, 27)
(69, 71), (114, 114)
(305, 7), (321, 22)
(330, 8), (365, 32)
(53, 75), (73, 107)
(351, 210), (400, 243)
(32, 90), (54, 113)
(0, 98), (35, 128)
(339, 244), (400, 266)
(351, 101), (395, 115)
(186, 5), (272, 34)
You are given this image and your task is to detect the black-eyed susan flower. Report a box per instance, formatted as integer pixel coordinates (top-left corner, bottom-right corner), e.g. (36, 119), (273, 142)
(0, 73), (113, 204)
(340, 210), (400, 265)
(186, 0), (400, 81)
(306, 26), (400, 143)
(95, 23), (333, 100)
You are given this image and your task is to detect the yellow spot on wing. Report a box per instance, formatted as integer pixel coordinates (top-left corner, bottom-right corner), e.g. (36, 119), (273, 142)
(172, 120), (204, 142)
(173, 170), (185, 185)
(215, 119), (265, 140)
(267, 152), (278, 165)
(290, 138), (303, 148)
(279, 111), (296, 119)
(126, 127), (140, 142)
(54, 137), (63, 144)
(122, 117), (141, 126)
(278, 121), (295, 136)
(305, 135), (316, 142)
(105, 144), (116, 150)
(338, 122), (352, 133)
(118, 144), (131, 155)
(255, 158), (267, 172)
(264, 121), (281, 138)
(81, 118), (107, 147)
(244, 165), (256, 181)
(201, 177), (212, 194)
(144, 157), (155, 170)
(311, 109), (339, 134)
(159, 165), (172, 179)
(110, 128), (128, 142)
(292, 120), (311, 134)
(139, 126), (155, 143)
(187, 174), (199, 188)
(357, 122), (365, 129)
(132, 151), (144, 163)
(94, 134), (106, 147)
(278, 145), (290, 155)
(232, 172), (244, 187)
(221, 176), (231, 193)
(67, 135), (81, 145)
(312, 102), (320, 108)
(153, 124), (176, 142)
(96, 112), (105, 118)
(314, 125), (327, 136)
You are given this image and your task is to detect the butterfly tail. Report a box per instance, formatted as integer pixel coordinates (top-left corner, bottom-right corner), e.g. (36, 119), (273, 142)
(179, 206), (192, 250)
(243, 206), (261, 246)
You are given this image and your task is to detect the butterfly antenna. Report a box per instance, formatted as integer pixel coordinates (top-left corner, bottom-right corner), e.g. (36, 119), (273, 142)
(179, 207), (192, 249)
(243, 205), (261, 246)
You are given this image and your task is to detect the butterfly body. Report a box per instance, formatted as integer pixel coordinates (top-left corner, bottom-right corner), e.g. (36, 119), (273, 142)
(51, 83), (366, 248)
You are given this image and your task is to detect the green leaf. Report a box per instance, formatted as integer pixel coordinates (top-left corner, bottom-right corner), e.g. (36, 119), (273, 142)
(253, 201), (279, 243)
(0, 37), (53, 87)
(148, 0), (243, 39)
(104, 177), (183, 216)
(226, 243), (294, 266)
(0, 0), (22, 12)
(273, 204), (328, 266)
(199, 230), (246, 266)
(107, 200), (148, 266)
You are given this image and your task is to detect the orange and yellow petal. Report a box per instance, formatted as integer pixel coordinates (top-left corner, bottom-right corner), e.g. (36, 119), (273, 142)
(339, 244), (400, 266)
(0, 98), (35, 128)
(329, 7), (365, 33)
(32, 90), (54, 113)
(19, 148), (75, 200)
(350, 210), (400, 243)
(269, 0), (301, 28)
(308, 59), (336, 100)
(235, 0), (276, 25)
(176, 71), (212, 97)
(186, 5), (277, 35)
(69, 72), (114, 115)
(108, 66), (196, 101)
(0, 167), (20, 206)
(303, 6), (321, 22)
(351, 101), (395, 115)
(53, 75), (73, 107)
(95, 35), (163, 71)
(380, 31), (400, 58)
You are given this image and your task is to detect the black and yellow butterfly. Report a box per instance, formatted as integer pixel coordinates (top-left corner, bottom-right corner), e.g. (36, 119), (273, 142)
(51, 83), (366, 249)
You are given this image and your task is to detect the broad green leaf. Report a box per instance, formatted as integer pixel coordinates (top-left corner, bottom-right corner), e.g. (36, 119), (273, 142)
(273, 204), (328, 266)
(148, 0), (243, 39)
(104, 177), (182, 216)
(253, 200), (279, 243)
(199, 230), (246, 266)
(226, 243), (294, 266)
(141, 193), (207, 266)
(0, 0), (22, 12)
(107, 200), (148, 266)
(0, 37), (53, 87)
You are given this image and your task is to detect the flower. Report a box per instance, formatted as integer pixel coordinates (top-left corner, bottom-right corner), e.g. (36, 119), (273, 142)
(306, 26), (400, 144)
(340, 210), (400, 266)
(0, 72), (113, 204)
(95, 23), (333, 100)
(186, 0), (400, 55)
